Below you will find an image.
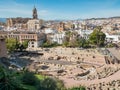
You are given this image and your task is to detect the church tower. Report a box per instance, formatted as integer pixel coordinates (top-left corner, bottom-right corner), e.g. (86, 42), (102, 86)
(33, 6), (38, 19)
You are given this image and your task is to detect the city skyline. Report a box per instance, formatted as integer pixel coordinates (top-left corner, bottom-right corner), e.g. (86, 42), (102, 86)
(0, 0), (120, 20)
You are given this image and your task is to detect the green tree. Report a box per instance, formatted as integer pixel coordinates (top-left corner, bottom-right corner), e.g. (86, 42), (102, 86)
(63, 31), (78, 47)
(56, 79), (66, 90)
(77, 38), (90, 48)
(63, 40), (69, 47)
(18, 40), (29, 51)
(38, 78), (66, 90)
(6, 38), (19, 52)
(38, 78), (58, 90)
(69, 38), (78, 47)
(19, 44), (24, 52)
(69, 86), (86, 90)
(22, 40), (29, 49)
(6, 38), (29, 52)
(71, 24), (75, 29)
(89, 26), (106, 47)
(22, 71), (38, 85)
(0, 66), (27, 90)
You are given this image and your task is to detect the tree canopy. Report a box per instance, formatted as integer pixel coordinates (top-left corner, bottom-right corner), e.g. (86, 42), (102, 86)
(89, 26), (106, 47)
(6, 38), (19, 52)
(6, 38), (29, 52)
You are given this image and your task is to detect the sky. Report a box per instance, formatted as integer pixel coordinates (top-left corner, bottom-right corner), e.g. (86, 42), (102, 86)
(0, 0), (120, 20)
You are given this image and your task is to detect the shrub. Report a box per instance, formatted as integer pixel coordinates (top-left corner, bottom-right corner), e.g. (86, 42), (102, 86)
(22, 71), (38, 85)
(38, 77), (66, 90)
(69, 86), (86, 90)
(0, 66), (27, 90)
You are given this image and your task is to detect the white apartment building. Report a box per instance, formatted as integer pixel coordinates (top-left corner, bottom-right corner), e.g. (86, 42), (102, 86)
(44, 28), (57, 34)
(105, 33), (120, 43)
(45, 28), (65, 44)
(52, 32), (65, 44)
(76, 30), (93, 39)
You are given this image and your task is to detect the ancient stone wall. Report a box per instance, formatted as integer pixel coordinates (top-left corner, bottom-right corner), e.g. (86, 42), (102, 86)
(0, 38), (7, 58)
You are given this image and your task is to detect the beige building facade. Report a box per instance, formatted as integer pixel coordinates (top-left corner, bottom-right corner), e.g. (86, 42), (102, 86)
(58, 22), (65, 32)
(27, 19), (40, 31)
(0, 31), (46, 48)
(5, 31), (46, 48)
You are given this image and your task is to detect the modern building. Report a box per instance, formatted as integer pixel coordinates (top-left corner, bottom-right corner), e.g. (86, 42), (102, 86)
(76, 30), (93, 39)
(52, 32), (65, 44)
(45, 28), (65, 44)
(44, 28), (57, 34)
(105, 33), (120, 43)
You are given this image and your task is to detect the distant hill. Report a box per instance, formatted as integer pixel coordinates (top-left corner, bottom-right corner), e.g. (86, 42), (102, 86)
(0, 18), (6, 23)
(85, 16), (120, 20)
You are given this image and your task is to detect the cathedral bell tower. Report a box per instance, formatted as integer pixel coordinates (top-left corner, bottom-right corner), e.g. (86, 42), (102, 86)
(33, 6), (38, 19)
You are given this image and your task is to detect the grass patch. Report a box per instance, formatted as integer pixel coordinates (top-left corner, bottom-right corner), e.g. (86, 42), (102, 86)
(22, 84), (36, 90)
(35, 74), (46, 80)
